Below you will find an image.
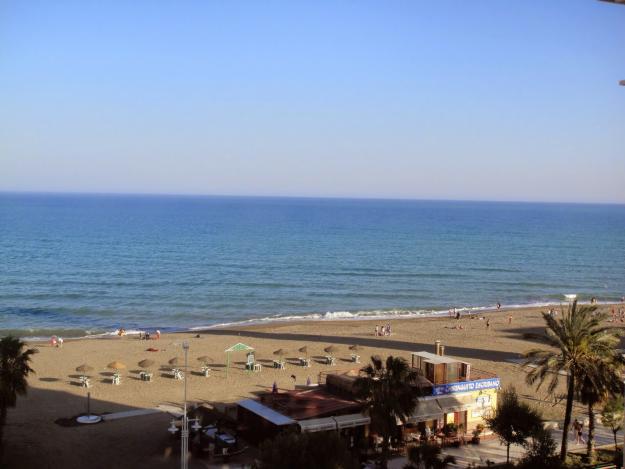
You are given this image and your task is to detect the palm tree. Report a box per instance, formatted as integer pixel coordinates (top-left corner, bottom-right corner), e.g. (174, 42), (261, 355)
(403, 443), (456, 469)
(0, 336), (35, 459)
(355, 355), (418, 468)
(577, 355), (623, 462)
(523, 300), (620, 462)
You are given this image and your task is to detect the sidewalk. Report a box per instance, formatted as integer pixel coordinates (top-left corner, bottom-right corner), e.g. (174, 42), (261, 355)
(388, 423), (623, 468)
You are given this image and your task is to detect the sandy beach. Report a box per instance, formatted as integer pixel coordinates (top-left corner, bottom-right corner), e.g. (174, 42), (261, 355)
(3, 304), (624, 468)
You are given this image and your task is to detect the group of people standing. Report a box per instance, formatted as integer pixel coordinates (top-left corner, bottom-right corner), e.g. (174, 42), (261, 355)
(374, 323), (391, 336)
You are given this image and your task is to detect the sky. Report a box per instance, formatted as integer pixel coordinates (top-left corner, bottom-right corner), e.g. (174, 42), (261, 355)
(1, 1), (624, 204)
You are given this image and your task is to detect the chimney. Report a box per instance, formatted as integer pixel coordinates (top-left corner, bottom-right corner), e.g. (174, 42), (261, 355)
(439, 345), (445, 356)
(434, 340), (441, 355)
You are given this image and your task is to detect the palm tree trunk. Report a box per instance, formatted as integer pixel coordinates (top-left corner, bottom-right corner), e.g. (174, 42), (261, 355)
(0, 405), (7, 464)
(380, 434), (389, 469)
(586, 402), (595, 462)
(560, 374), (575, 462)
(506, 442), (510, 463)
(613, 429), (618, 451)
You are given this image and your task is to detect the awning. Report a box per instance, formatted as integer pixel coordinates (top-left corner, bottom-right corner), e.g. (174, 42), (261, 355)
(333, 413), (371, 429)
(437, 394), (474, 413)
(298, 417), (337, 433)
(404, 399), (443, 424)
(238, 399), (296, 426)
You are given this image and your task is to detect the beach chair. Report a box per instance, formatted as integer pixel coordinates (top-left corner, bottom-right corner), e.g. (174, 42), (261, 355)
(326, 356), (336, 366)
(173, 368), (184, 380)
(351, 354), (360, 363)
(80, 376), (91, 388)
(253, 363), (262, 372)
(112, 373), (121, 385)
(245, 353), (256, 371)
(201, 365), (211, 377)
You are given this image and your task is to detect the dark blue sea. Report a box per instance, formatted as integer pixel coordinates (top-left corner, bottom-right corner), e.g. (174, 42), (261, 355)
(1, 193), (624, 338)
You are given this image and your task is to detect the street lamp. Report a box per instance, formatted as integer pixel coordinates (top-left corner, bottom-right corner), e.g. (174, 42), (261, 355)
(181, 341), (189, 469)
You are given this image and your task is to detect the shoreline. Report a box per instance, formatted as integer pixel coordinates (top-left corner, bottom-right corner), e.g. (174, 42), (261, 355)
(17, 300), (622, 343)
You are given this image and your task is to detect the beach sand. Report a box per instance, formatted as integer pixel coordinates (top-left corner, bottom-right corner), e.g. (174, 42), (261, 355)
(3, 304), (623, 468)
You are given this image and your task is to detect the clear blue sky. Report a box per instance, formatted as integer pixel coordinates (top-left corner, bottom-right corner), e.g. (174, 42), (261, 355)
(1, 1), (624, 203)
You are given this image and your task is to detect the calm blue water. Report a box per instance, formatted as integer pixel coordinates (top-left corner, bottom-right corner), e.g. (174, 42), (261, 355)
(1, 193), (624, 337)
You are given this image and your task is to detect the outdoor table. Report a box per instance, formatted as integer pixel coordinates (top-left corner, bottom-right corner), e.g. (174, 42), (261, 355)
(253, 363), (262, 372)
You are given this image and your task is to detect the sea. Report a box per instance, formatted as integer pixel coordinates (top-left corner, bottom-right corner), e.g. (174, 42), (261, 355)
(1, 193), (624, 339)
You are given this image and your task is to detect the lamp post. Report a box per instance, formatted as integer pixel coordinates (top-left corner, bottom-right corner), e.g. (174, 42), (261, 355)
(181, 341), (189, 469)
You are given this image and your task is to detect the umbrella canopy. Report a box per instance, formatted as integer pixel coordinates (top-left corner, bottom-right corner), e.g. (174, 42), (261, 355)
(196, 356), (213, 364)
(273, 348), (287, 357)
(107, 361), (126, 370)
(298, 346), (308, 354)
(168, 357), (180, 366)
(348, 345), (362, 351)
(138, 359), (155, 369)
(75, 364), (93, 374)
(324, 345), (339, 354)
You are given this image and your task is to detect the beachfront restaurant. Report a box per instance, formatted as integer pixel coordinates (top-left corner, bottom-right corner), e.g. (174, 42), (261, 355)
(236, 386), (370, 445)
(406, 346), (500, 440)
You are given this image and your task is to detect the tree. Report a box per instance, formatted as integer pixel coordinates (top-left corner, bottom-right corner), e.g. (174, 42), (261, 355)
(601, 394), (624, 451)
(577, 356), (623, 463)
(517, 428), (562, 469)
(403, 443), (456, 469)
(254, 430), (359, 469)
(354, 355), (418, 468)
(483, 386), (542, 463)
(0, 336), (35, 460)
(523, 300), (619, 461)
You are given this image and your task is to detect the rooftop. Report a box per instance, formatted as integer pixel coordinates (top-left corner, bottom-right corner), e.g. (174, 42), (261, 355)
(411, 351), (467, 365)
(259, 387), (362, 420)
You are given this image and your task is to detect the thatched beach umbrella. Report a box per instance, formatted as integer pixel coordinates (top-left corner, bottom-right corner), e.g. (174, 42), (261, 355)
(168, 357), (180, 366)
(138, 359), (155, 369)
(107, 361), (126, 370)
(348, 345), (362, 352)
(196, 356), (213, 364)
(298, 346), (308, 356)
(273, 348), (287, 357)
(324, 345), (339, 355)
(75, 364), (93, 375)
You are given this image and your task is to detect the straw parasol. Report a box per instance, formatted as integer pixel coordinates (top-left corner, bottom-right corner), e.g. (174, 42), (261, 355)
(298, 345), (308, 356)
(107, 361), (126, 370)
(138, 359), (155, 369)
(168, 357), (180, 366)
(324, 345), (339, 355)
(348, 345), (362, 352)
(273, 348), (287, 357)
(75, 364), (93, 374)
(196, 356), (213, 364)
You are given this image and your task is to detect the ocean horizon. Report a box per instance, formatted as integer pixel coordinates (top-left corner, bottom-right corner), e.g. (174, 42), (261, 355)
(1, 192), (624, 338)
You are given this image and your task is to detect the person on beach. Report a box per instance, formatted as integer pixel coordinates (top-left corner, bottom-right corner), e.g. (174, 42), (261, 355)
(508, 315), (512, 325)
(156, 329), (161, 339)
(496, 302), (501, 310)
(486, 319), (491, 330)
(375, 325), (379, 336)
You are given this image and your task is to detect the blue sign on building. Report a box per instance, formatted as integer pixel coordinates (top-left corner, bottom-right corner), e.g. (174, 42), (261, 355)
(432, 377), (500, 396)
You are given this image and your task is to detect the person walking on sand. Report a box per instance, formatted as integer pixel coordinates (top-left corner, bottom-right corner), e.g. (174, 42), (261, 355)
(486, 319), (490, 330)
(375, 325), (379, 336)
(508, 315), (512, 325)
(496, 302), (501, 310)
